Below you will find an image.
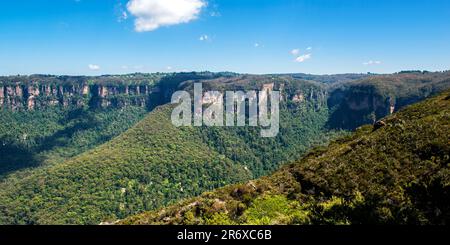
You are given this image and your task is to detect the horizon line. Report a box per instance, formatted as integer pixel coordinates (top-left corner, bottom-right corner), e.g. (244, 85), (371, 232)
(1, 69), (449, 78)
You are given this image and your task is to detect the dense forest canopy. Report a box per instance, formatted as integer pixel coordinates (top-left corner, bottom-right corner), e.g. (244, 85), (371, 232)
(0, 71), (449, 224)
(122, 90), (450, 225)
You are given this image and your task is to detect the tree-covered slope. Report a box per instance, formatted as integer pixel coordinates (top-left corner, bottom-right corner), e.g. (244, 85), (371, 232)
(0, 72), (238, 177)
(2, 71), (448, 179)
(1, 72), (449, 225)
(0, 78), (342, 225)
(0, 106), (148, 177)
(0, 105), (253, 224)
(121, 90), (450, 225)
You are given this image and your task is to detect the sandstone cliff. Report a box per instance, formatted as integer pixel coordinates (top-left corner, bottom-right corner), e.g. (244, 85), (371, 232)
(0, 81), (157, 110)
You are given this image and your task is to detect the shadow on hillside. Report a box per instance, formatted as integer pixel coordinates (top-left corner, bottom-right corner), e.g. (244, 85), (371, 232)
(35, 108), (102, 153)
(325, 89), (371, 131)
(0, 109), (102, 177)
(0, 143), (41, 177)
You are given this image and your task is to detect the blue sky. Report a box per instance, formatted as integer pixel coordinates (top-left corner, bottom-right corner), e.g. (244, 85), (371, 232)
(0, 0), (449, 75)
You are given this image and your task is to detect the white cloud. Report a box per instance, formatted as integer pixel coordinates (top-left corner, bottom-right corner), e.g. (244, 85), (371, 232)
(291, 49), (300, 56)
(363, 60), (382, 66)
(295, 54), (312, 63)
(291, 48), (312, 63)
(199, 34), (209, 41)
(88, 64), (101, 71)
(127, 0), (206, 32)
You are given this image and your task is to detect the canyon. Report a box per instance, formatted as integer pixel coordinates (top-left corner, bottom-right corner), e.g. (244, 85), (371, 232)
(1, 71), (449, 225)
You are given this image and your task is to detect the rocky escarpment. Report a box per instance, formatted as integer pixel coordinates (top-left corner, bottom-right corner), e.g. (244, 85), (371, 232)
(0, 81), (158, 111)
(188, 75), (329, 111)
(326, 71), (450, 130)
(327, 86), (395, 130)
(290, 87), (328, 109)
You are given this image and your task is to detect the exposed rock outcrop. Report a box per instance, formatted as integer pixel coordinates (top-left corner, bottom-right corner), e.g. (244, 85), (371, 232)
(0, 82), (156, 111)
(27, 85), (40, 110)
(0, 86), (4, 105)
(373, 120), (387, 131)
(293, 93), (305, 102)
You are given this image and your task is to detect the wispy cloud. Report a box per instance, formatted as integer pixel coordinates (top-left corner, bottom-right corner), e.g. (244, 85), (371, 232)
(291, 49), (300, 55)
(210, 11), (221, 17)
(127, 0), (206, 32)
(295, 54), (312, 63)
(88, 64), (101, 71)
(118, 10), (128, 22)
(209, 3), (221, 17)
(363, 60), (382, 66)
(199, 34), (209, 41)
(115, 2), (128, 23)
(291, 48), (312, 63)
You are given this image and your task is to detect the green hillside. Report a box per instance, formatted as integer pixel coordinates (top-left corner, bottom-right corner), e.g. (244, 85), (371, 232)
(0, 72), (233, 178)
(0, 79), (341, 224)
(0, 106), (148, 177)
(0, 72), (449, 225)
(0, 105), (251, 224)
(121, 90), (450, 225)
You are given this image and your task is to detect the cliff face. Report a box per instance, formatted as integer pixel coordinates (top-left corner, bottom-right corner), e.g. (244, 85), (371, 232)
(326, 86), (398, 130)
(0, 82), (157, 111)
